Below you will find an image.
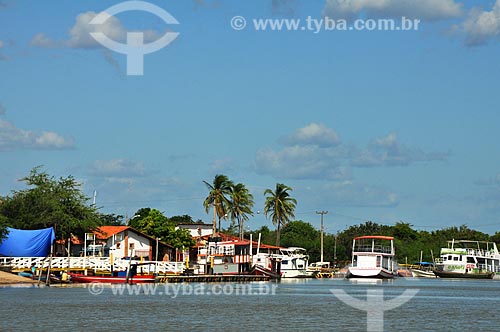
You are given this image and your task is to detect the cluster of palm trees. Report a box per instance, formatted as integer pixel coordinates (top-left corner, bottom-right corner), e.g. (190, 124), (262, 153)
(203, 174), (297, 246)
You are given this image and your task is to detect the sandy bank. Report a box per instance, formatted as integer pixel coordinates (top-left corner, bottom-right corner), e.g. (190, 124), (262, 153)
(0, 270), (36, 285)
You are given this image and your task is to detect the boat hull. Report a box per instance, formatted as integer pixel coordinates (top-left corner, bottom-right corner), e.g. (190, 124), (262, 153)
(347, 267), (397, 279)
(410, 269), (436, 278)
(433, 270), (494, 279)
(69, 274), (156, 283)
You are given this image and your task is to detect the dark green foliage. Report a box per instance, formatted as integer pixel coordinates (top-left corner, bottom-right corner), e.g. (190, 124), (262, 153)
(129, 208), (195, 250)
(251, 220), (500, 264)
(0, 166), (103, 240)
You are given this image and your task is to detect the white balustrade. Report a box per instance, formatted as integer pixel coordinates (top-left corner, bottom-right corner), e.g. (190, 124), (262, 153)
(0, 257), (185, 274)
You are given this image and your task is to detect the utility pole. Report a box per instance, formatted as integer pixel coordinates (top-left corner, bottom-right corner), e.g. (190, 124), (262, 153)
(316, 211), (328, 263)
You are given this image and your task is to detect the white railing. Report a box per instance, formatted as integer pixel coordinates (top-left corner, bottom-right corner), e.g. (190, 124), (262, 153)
(0, 257), (185, 274)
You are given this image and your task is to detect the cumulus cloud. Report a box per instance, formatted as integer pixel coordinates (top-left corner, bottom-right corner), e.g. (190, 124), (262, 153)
(351, 133), (449, 167)
(285, 122), (341, 147)
(323, 0), (462, 21)
(0, 119), (75, 151)
(254, 123), (448, 180)
(255, 145), (349, 180)
(31, 11), (162, 49)
(460, 0), (500, 46)
(90, 159), (146, 178)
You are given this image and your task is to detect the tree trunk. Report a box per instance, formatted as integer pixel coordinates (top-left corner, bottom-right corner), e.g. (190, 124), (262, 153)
(276, 221), (281, 247)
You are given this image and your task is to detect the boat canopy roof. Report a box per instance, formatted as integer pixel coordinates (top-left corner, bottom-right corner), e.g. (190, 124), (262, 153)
(354, 235), (394, 241)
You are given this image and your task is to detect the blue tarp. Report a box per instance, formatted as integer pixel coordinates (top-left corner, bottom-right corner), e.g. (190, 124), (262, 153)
(0, 227), (55, 257)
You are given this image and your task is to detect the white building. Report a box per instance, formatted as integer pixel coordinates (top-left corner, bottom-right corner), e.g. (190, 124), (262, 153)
(176, 223), (213, 238)
(95, 226), (174, 261)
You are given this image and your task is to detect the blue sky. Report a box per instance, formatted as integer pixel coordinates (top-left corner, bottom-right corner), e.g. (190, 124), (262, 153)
(1, 0), (500, 234)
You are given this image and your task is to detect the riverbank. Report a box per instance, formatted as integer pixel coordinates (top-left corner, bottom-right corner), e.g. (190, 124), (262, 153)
(0, 270), (36, 285)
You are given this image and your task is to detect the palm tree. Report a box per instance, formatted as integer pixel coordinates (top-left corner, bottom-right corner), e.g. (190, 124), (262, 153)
(228, 183), (254, 239)
(203, 174), (233, 235)
(263, 183), (297, 246)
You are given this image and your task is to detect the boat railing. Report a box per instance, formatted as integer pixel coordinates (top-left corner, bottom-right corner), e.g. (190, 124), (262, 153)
(354, 245), (392, 254)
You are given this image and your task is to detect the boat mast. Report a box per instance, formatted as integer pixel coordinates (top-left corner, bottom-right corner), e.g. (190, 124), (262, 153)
(316, 211), (328, 263)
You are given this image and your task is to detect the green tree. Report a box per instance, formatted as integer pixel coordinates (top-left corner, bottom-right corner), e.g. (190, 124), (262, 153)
(0, 166), (102, 240)
(128, 208), (195, 250)
(0, 213), (8, 244)
(263, 183), (297, 246)
(203, 174), (233, 234)
(228, 183), (254, 239)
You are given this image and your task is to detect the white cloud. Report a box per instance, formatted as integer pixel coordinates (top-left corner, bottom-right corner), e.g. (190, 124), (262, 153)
(0, 119), (74, 151)
(286, 122), (341, 147)
(351, 132), (449, 167)
(323, 0), (462, 21)
(30, 33), (59, 48)
(90, 159), (145, 177)
(255, 144), (349, 180)
(461, 0), (500, 46)
(31, 11), (163, 49)
(254, 124), (449, 180)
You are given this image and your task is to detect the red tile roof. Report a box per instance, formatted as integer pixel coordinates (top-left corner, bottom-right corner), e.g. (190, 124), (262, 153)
(95, 226), (129, 240)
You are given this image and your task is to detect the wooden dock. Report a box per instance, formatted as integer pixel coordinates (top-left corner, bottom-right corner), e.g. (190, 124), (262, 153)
(156, 274), (271, 283)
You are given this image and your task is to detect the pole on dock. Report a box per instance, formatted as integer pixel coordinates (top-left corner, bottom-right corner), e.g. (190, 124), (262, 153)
(316, 211), (328, 263)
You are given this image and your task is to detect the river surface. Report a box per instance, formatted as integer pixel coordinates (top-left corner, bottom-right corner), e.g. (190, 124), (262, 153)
(1, 278), (500, 331)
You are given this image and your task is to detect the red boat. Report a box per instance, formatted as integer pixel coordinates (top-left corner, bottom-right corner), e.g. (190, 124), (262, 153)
(69, 273), (156, 284)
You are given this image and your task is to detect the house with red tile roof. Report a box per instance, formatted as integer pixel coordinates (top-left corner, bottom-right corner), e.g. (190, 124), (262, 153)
(93, 226), (174, 261)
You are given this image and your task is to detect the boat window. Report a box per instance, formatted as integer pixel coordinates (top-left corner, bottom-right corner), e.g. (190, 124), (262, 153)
(282, 260), (288, 265)
(448, 255), (452, 260)
(467, 257), (475, 263)
(453, 256), (459, 261)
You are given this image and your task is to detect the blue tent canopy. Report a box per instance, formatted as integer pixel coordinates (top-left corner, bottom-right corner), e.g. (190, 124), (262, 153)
(0, 227), (55, 257)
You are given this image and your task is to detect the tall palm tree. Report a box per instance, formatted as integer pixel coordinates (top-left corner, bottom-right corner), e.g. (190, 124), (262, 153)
(264, 183), (297, 246)
(228, 183), (254, 239)
(203, 174), (233, 235)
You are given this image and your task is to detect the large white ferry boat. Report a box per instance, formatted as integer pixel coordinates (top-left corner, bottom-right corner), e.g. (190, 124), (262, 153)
(434, 240), (500, 279)
(347, 235), (397, 279)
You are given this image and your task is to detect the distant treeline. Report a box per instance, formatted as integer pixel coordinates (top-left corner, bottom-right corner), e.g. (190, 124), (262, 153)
(248, 221), (500, 264)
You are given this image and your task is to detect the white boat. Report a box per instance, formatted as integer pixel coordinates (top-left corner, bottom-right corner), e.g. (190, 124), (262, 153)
(347, 235), (397, 279)
(253, 247), (309, 278)
(434, 240), (500, 279)
(306, 261), (331, 276)
(409, 262), (436, 278)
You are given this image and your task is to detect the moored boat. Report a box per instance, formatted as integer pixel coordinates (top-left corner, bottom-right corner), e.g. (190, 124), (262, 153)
(434, 240), (500, 279)
(69, 274), (156, 283)
(409, 262), (436, 278)
(347, 235), (397, 279)
(252, 247), (309, 278)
